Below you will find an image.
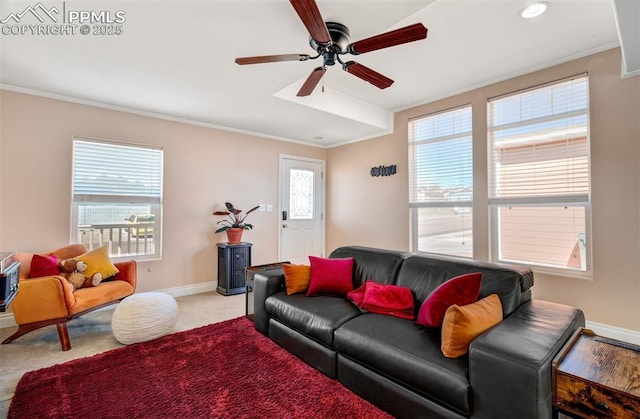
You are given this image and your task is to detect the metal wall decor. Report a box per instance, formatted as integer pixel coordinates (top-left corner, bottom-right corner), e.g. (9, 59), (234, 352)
(370, 164), (397, 177)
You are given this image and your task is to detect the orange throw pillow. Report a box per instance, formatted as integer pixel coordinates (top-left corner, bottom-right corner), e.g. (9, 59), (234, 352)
(283, 264), (311, 295)
(441, 294), (503, 358)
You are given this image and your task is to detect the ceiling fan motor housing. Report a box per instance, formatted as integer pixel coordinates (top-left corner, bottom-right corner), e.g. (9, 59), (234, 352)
(309, 22), (350, 66)
(235, 0), (428, 97)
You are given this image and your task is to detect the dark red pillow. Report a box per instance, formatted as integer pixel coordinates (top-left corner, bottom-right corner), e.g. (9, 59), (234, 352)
(29, 253), (60, 278)
(347, 282), (368, 308)
(363, 281), (415, 320)
(416, 272), (482, 328)
(306, 256), (354, 296)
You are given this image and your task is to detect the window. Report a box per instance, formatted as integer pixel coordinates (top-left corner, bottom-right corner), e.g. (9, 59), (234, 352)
(409, 106), (473, 257)
(289, 168), (315, 220)
(71, 138), (164, 261)
(488, 76), (590, 274)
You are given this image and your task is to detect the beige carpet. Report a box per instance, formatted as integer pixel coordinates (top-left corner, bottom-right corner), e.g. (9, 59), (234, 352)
(0, 291), (245, 418)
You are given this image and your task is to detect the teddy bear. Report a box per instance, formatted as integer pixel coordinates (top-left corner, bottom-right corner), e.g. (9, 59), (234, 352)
(58, 259), (103, 291)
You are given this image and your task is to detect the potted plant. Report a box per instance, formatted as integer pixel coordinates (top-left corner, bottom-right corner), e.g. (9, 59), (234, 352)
(213, 202), (260, 244)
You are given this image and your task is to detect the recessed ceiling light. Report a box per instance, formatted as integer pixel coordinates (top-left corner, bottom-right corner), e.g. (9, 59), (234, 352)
(520, 2), (549, 19)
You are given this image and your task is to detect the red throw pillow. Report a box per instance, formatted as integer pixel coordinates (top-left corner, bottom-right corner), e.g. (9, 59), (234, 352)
(363, 281), (415, 320)
(29, 253), (60, 278)
(306, 256), (354, 296)
(347, 282), (368, 308)
(416, 272), (482, 328)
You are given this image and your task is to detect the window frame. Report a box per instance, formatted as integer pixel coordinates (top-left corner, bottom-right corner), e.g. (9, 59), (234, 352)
(487, 75), (592, 277)
(408, 104), (474, 258)
(70, 136), (164, 262)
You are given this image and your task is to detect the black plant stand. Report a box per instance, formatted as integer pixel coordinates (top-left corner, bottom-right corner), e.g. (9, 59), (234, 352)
(216, 243), (252, 296)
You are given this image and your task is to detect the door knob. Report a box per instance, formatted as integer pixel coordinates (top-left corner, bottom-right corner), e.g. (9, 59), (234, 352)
(282, 224), (288, 228)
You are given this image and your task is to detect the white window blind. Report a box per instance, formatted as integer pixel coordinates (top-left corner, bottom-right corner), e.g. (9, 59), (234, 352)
(489, 76), (589, 203)
(409, 106), (473, 257)
(409, 106), (473, 205)
(73, 139), (163, 203)
(487, 76), (590, 273)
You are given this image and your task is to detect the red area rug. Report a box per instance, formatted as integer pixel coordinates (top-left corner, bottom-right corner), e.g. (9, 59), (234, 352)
(9, 317), (391, 418)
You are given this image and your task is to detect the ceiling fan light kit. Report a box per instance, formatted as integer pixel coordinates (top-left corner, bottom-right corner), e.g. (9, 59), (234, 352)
(235, 0), (428, 97)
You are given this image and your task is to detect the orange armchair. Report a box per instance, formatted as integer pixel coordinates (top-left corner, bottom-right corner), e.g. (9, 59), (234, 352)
(2, 244), (136, 351)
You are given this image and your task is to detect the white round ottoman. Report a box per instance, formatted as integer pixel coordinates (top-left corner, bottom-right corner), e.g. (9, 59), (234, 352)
(111, 292), (178, 345)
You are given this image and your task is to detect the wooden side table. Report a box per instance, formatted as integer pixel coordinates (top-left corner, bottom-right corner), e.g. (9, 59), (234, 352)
(552, 327), (640, 418)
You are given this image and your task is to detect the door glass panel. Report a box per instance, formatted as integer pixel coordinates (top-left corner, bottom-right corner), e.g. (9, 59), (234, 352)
(289, 169), (315, 220)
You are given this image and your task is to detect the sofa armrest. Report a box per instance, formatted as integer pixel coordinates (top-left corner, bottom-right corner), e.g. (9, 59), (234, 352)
(253, 271), (285, 336)
(113, 260), (137, 289)
(11, 276), (74, 324)
(469, 300), (584, 419)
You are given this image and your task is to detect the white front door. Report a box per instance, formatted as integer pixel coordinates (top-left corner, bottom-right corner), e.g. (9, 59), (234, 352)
(279, 155), (325, 264)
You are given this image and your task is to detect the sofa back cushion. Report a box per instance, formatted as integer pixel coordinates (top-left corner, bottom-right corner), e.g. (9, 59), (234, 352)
(396, 254), (533, 317)
(329, 246), (410, 288)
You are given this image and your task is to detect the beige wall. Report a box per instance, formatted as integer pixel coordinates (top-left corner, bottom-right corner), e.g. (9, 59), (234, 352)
(327, 48), (640, 332)
(0, 90), (326, 292)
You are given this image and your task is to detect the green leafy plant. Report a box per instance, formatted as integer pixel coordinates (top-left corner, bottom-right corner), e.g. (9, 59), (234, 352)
(213, 202), (260, 233)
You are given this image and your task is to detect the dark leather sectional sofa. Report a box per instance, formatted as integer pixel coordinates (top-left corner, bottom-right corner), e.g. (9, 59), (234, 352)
(253, 246), (585, 418)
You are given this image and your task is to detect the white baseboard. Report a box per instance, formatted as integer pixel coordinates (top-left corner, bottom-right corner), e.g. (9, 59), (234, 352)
(585, 320), (640, 345)
(155, 281), (218, 298)
(0, 281), (218, 330)
(0, 313), (16, 329)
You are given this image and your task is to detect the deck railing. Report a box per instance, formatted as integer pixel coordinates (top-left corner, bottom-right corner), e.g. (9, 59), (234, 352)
(77, 222), (155, 257)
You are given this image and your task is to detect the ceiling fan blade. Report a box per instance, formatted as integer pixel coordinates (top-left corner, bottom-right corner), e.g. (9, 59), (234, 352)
(297, 66), (326, 97)
(347, 23), (428, 55)
(343, 61), (394, 89)
(290, 0), (331, 44)
(235, 54), (311, 65)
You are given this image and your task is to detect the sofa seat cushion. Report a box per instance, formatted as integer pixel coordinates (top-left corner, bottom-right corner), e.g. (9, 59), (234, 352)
(265, 293), (362, 347)
(334, 313), (471, 415)
(70, 280), (135, 315)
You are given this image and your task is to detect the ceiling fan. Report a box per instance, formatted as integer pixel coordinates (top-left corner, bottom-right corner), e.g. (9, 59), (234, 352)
(235, 0), (428, 97)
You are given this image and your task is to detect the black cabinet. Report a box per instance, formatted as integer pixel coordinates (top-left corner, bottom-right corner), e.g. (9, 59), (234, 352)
(216, 242), (252, 296)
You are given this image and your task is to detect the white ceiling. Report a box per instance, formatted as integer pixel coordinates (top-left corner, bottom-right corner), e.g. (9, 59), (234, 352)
(0, 0), (629, 147)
